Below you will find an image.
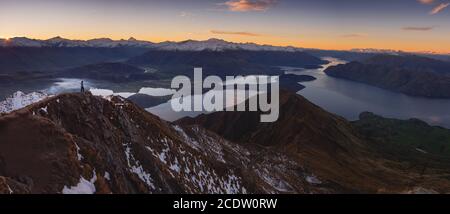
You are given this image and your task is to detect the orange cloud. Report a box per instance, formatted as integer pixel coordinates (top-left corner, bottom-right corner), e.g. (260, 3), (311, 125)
(341, 33), (368, 38)
(223, 0), (278, 12)
(210, 30), (261, 36)
(430, 2), (450, 14)
(418, 0), (434, 4)
(402, 26), (434, 31)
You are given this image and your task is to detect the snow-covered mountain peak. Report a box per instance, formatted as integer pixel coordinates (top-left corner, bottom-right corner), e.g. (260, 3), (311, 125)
(3, 37), (43, 47)
(88, 38), (114, 43)
(49, 36), (64, 41)
(157, 38), (303, 52)
(205, 38), (226, 42)
(0, 37), (156, 48)
(0, 36), (303, 51)
(350, 48), (404, 55)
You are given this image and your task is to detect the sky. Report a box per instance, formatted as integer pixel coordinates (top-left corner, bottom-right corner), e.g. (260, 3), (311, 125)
(1, 0), (450, 53)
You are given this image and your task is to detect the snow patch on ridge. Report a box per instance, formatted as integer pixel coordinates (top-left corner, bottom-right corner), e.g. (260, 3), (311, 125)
(74, 142), (83, 161)
(172, 125), (201, 151)
(144, 130), (246, 193)
(7, 185), (13, 194)
(89, 88), (136, 100)
(305, 174), (322, 185)
(123, 143), (155, 190)
(104, 172), (111, 181)
(62, 170), (97, 194)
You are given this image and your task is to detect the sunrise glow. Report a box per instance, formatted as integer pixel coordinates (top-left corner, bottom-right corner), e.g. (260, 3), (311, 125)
(1, 0), (450, 53)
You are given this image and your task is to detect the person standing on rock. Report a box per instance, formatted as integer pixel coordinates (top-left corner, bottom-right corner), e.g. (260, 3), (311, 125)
(81, 81), (85, 93)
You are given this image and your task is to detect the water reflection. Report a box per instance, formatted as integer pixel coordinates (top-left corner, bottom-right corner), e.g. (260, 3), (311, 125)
(288, 57), (450, 128)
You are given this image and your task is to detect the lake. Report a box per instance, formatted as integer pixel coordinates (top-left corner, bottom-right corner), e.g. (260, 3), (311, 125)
(287, 57), (450, 128)
(147, 58), (450, 127)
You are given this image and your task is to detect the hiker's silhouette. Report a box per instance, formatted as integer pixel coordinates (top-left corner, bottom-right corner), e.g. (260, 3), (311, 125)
(81, 81), (85, 93)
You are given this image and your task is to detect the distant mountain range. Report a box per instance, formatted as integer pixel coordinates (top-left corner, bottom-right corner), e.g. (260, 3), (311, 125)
(325, 54), (450, 98)
(0, 41), (326, 93)
(0, 37), (302, 52)
(127, 50), (326, 77)
(0, 37), (155, 48)
(350, 48), (450, 57)
(364, 54), (450, 74)
(2, 37), (449, 57)
(2, 37), (450, 99)
(0, 37), (324, 79)
(0, 46), (150, 73)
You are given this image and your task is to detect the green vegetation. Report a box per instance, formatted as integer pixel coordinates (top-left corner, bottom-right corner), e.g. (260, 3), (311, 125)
(354, 112), (450, 157)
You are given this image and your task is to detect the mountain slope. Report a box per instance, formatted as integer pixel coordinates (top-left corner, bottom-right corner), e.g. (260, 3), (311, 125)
(128, 50), (276, 78)
(178, 91), (450, 192)
(0, 47), (150, 73)
(2, 91), (449, 193)
(62, 62), (157, 82)
(127, 50), (326, 80)
(363, 54), (450, 74)
(354, 112), (450, 157)
(129, 50), (325, 70)
(352, 112), (450, 186)
(0, 92), (345, 194)
(324, 55), (450, 98)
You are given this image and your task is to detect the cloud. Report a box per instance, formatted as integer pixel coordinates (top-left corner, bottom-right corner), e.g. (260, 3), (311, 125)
(418, 0), (434, 4)
(179, 11), (195, 18)
(402, 26), (434, 31)
(210, 30), (261, 36)
(430, 2), (450, 15)
(222, 0), (278, 12)
(341, 33), (368, 38)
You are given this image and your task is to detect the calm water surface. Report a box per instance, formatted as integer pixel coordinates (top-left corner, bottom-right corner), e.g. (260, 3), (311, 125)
(288, 57), (450, 128)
